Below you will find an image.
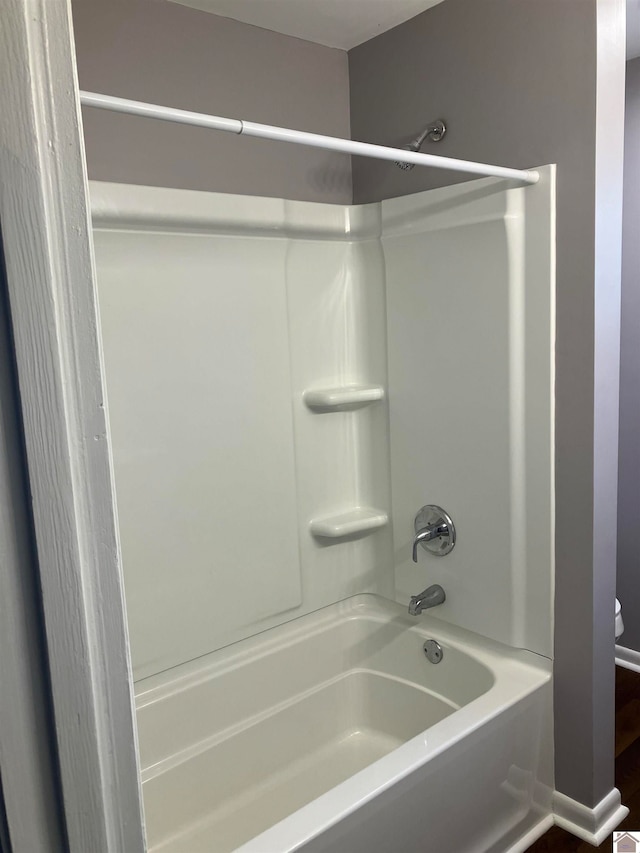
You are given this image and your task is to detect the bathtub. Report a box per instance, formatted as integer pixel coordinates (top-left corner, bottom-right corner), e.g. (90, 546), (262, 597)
(136, 595), (553, 853)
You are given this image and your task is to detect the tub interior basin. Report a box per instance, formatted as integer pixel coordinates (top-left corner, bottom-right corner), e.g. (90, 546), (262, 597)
(146, 669), (457, 851)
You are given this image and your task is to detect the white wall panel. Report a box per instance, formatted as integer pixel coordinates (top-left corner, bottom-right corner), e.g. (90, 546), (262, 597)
(383, 170), (554, 656)
(285, 235), (394, 605)
(92, 184), (393, 681)
(95, 229), (302, 677)
(91, 172), (553, 683)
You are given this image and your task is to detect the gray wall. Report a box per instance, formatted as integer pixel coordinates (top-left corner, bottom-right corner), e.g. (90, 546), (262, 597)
(618, 57), (640, 653)
(72, 0), (352, 203)
(349, 0), (619, 810)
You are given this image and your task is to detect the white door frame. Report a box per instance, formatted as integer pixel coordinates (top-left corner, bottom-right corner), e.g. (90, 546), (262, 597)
(0, 1), (145, 850)
(0, 255), (67, 850)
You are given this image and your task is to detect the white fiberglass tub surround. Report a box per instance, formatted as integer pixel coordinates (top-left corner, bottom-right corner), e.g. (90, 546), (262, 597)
(137, 596), (552, 853)
(91, 169), (555, 852)
(92, 169), (554, 678)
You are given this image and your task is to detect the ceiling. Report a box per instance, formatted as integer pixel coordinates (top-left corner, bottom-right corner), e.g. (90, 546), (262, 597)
(169, 0), (446, 50)
(171, 0), (640, 57)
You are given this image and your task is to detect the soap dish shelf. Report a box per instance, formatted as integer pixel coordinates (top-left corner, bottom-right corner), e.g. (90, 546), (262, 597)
(303, 385), (384, 411)
(310, 508), (388, 539)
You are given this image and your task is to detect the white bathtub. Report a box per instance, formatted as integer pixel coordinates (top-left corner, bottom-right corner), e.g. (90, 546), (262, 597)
(136, 595), (553, 853)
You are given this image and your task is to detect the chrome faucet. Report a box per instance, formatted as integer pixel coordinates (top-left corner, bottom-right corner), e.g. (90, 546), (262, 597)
(408, 584), (446, 616)
(412, 521), (450, 562)
(412, 505), (456, 560)
(409, 505), (455, 617)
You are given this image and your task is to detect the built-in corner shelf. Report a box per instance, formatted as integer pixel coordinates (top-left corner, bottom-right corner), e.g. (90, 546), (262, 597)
(303, 385), (385, 412)
(309, 508), (388, 540)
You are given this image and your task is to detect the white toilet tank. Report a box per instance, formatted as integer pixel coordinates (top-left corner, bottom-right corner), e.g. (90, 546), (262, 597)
(616, 598), (624, 641)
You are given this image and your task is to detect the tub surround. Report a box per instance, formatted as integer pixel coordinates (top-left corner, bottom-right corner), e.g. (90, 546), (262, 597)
(92, 183), (392, 678)
(92, 168), (555, 682)
(91, 171), (558, 851)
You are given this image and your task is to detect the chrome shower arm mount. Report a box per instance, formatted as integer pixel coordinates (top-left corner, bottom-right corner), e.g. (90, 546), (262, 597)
(414, 120), (446, 146)
(395, 119), (446, 170)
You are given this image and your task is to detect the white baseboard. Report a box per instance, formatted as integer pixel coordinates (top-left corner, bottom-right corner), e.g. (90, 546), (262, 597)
(616, 644), (640, 674)
(553, 788), (629, 846)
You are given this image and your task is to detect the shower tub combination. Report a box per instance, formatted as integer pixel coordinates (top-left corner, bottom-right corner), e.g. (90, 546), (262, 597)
(91, 169), (555, 852)
(138, 596), (552, 853)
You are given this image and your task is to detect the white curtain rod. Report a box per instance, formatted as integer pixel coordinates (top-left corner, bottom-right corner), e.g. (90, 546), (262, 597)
(79, 91), (540, 186)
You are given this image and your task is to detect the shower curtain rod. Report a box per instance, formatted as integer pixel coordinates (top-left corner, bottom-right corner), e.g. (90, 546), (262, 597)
(79, 91), (540, 186)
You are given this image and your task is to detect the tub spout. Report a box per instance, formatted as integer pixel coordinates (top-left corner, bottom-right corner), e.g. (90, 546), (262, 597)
(408, 584), (446, 616)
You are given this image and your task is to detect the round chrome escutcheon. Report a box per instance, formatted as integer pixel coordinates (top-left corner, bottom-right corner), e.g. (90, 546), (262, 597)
(423, 639), (443, 664)
(414, 504), (456, 556)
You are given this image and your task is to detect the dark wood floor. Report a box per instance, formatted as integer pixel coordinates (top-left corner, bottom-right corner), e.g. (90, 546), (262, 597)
(528, 666), (640, 853)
